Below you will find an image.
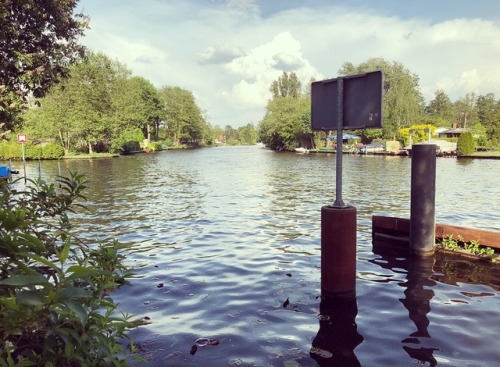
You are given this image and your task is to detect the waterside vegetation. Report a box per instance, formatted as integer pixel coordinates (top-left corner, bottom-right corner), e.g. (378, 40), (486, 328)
(0, 174), (141, 366)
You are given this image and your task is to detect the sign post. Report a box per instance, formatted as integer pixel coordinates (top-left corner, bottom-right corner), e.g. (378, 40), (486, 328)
(311, 70), (383, 299)
(17, 133), (27, 183)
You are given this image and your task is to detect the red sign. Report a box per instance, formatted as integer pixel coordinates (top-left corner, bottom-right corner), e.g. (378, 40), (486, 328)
(17, 133), (27, 143)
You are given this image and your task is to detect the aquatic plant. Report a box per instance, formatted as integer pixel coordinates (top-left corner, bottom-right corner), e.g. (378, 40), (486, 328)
(439, 235), (495, 259)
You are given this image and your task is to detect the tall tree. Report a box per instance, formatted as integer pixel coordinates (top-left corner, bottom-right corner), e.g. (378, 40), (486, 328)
(338, 58), (424, 139)
(426, 89), (454, 125)
(22, 52), (131, 154)
(269, 71), (302, 99)
(476, 93), (500, 141)
(159, 86), (208, 146)
(111, 76), (165, 143)
(453, 92), (478, 129)
(259, 95), (311, 150)
(0, 0), (88, 133)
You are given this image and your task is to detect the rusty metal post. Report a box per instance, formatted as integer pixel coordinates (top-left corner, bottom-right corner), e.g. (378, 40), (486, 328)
(410, 144), (436, 256)
(321, 205), (357, 298)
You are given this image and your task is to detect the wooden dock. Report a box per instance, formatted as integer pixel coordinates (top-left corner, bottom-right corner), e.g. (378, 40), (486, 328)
(372, 215), (500, 250)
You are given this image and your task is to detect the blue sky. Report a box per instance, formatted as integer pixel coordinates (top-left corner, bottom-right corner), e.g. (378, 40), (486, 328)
(77, 0), (500, 127)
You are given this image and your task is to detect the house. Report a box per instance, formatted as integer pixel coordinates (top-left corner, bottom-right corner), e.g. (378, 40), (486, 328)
(437, 123), (469, 138)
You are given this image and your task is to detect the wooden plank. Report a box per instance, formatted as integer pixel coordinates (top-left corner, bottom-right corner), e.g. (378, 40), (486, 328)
(372, 215), (500, 249)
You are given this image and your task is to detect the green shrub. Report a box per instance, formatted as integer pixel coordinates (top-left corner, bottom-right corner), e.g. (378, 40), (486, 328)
(457, 131), (475, 156)
(148, 141), (165, 151)
(41, 143), (65, 159)
(0, 173), (138, 366)
(0, 142), (64, 160)
(0, 142), (21, 160)
(110, 128), (144, 154)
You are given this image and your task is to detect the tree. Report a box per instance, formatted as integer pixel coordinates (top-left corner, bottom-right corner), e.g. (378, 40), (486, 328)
(457, 131), (475, 156)
(22, 52), (132, 154)
(338, 58), (424, 139)
(476, 93), (500, 142)
(0, 0), (88, 133)
(160, 86), (208, 146)
(238, 123), (258, 145)
(259, 95), (311, 150)
(260, 71), (311, 150)
(453, 92), (478, 129)
(269, 71), (302, 99)
(426, 89), (454, 124)
(111, 76), (165, 144)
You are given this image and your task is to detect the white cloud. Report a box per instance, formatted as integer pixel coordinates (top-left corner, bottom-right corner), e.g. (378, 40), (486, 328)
(198, 43), (246, 65)
(78, 0), (500, 127)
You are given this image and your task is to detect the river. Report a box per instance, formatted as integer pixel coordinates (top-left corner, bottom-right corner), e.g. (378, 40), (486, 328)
(12, 146), (500, 366)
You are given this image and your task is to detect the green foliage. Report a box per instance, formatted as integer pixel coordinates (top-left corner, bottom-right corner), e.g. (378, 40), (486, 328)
(399, 124), (436, 146)
(269, 72), (302, 99)
(439, 235), (495, 259)
(259, 78), (312, 151)
(0, 142), (64, 160)
(0, 173), (138, 366)
(0, 1), (88, 132)
(148, 141), (165, 151)
(110, 128), (144, 154)
(457, 131), (475, 156)
(159, 86), (210, 147)
(339, 58), (424, 139)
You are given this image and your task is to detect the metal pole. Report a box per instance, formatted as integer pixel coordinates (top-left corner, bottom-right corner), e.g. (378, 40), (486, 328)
(334, 78), (345, 207)
(410, 144), (436, 255)
(22, 143), (26, 184)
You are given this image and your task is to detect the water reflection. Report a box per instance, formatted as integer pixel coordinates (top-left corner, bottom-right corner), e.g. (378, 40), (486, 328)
(370, 245), (440, 366)
(400, 257), (438, 367)
(310, 295), (363, 366)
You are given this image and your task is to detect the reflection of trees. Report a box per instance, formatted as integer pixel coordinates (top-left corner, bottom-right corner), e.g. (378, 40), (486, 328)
(310, 295), (363, 367)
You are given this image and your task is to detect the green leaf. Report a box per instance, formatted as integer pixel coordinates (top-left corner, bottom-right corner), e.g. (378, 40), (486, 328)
(25, 253), (60, 271)
(16, 290), (45, 306)
(0, 274), (48, 286)
(57, 241), (71, 264)
(64, 301), (88, 325)
(57, 287), (91, 300)
(65, 265), (107, 282)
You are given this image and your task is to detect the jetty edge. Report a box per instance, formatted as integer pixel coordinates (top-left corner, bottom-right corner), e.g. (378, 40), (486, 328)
(372, 215), (500, 252)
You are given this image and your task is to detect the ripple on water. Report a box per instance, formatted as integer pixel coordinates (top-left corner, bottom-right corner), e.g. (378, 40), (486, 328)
(25, 147), (500, 366)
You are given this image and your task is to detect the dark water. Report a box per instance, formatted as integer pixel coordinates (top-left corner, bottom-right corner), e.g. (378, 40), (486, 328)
(11, 146), (500, 366)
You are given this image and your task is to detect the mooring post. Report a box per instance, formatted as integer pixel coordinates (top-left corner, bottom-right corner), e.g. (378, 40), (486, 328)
(410, 144), (436, 256)
(321, 205), (357, 298)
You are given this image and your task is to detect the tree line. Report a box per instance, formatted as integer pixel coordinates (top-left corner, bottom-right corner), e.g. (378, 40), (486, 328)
(259, 59), (500, 151)
(2, 1), (499, 157)
(0, 1), (257, 158)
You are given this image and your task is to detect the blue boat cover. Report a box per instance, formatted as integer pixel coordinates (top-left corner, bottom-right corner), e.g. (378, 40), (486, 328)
(0, 166), (10, 178)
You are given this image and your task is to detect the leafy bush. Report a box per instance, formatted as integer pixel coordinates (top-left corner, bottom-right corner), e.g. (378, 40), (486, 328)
(146, 141), (164, 151)
(110, 128), (144, 154)
(0, 173), (138, 366)
(0, 142), (64, 160)
(457, 131), (475, 156)
(0, 142), (21, 160)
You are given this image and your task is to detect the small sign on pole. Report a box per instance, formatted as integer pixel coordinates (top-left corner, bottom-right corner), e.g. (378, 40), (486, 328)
(17, 133), (27, 143)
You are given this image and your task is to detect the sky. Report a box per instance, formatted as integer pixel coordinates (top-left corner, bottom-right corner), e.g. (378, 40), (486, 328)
(76, 0), (500, 128)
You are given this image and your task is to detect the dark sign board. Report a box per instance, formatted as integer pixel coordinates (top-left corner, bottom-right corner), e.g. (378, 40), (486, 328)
(311, 70), (383, 130)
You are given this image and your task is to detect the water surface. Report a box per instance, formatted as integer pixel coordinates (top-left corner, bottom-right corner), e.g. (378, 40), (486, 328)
(12, 146), (500, 366)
